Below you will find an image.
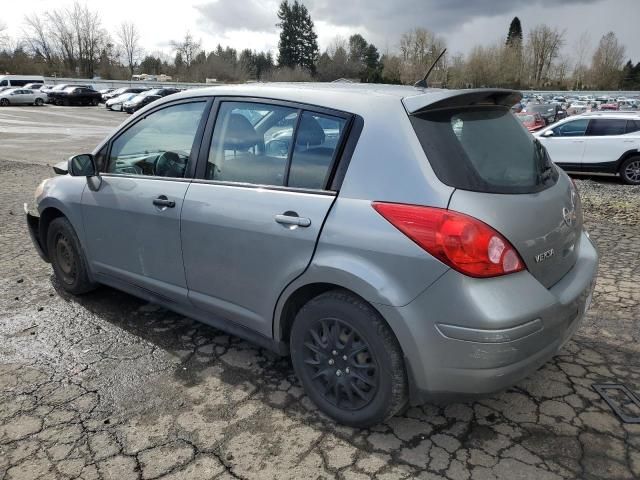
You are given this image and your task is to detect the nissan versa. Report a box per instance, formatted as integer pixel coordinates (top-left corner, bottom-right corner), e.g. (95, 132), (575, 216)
(25, 84), (598, 427)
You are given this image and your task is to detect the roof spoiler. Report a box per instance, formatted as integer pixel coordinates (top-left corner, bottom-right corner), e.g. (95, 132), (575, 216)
(404, 89), (522, 115)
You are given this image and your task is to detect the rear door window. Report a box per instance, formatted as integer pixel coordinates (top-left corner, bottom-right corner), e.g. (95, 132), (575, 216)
(206, 101), (347, 190)
(288, 111), (347, 189)
(410, 106), (558, 194)
(587, 119), (627, 136)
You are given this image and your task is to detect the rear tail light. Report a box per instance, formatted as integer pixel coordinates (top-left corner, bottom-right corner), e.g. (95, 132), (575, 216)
(372, 202), (525, 278)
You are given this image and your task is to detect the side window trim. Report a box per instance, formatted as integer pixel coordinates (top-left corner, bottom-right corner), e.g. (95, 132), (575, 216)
(103, 97), (213, 180)
(194, 96), (355, 192)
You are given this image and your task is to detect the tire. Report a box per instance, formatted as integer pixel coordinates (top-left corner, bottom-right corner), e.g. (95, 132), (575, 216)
(290, 289), (408, 427)
(35, 98), (44, 106)
(55, 98), (62, 106)
(0, 98), (8, 106)
(46, 217), (97, 295)
(619, 156), (640, 185)
(91, 98), (99, 106)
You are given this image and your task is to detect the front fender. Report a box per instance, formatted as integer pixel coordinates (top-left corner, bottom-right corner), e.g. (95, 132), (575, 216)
(37, 175), (88, 247)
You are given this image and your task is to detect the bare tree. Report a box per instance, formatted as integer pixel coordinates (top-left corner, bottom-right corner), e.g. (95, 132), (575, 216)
(118, 22), (142, 77)
(590, 32), (625, 89)
(398, 28), (447, 84)
(527, 25), (565, 87)
(171, 32), (202, 68)
(23, 14), (55, 65)
(572, 31), (591, 88)
(0, 21), (10, 51)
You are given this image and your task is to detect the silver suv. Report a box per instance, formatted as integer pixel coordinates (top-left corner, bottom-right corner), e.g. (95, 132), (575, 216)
(26, 84), (598, 427)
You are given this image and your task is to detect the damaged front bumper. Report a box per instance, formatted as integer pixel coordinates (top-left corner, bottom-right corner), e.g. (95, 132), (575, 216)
(24, 203), (49, 262)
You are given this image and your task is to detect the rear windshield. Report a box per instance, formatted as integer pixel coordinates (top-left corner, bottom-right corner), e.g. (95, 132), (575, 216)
(410, 106), (558, 194)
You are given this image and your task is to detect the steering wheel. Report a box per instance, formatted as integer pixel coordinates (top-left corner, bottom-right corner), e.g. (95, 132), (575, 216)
(155, 151), (187, 177)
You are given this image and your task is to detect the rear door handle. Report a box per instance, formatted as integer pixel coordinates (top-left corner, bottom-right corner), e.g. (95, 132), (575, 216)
(153, 195), (175, 208)
(275, 214), (311, 227)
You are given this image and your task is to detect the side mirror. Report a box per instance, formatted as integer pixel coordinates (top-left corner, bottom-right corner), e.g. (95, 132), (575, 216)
(68, 154), (97, 177)
(542, 130), (555, 138)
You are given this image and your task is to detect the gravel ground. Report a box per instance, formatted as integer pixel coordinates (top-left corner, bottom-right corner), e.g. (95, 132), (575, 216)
(0, 105), (639, 480)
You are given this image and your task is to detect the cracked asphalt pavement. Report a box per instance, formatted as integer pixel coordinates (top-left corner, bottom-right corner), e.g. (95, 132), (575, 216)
(1, 106), (639, 479)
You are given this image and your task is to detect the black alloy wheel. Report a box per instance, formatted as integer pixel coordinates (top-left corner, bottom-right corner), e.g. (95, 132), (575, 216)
(302, 317), (379, 410)
(290, 290), (408, 427)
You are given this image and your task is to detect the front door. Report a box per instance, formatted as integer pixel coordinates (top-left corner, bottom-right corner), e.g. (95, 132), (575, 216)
(541, 118), (589, 170)
(82, 100), (208, 302)
(181, 100), (350, 337)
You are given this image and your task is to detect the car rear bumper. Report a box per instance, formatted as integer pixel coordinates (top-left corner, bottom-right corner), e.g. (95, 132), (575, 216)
(375, 230), (598, 404)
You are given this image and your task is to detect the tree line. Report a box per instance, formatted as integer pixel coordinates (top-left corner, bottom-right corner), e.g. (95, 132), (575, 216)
(0, 2), (638, 90)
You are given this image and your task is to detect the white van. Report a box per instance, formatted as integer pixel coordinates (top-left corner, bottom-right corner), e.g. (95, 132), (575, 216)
(0, 75), (45, 87)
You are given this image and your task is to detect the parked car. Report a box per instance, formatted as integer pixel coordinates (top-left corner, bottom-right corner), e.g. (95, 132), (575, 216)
(106, 93), (138, 111)
(25, 85), (598, 427)
(517, 112), (546, 132)
(102, 87), (148, 101)
(599, 101), (619, 111)
(99, 88), (116, 102)
(0, 74), (45, 87)
(23, 83), (44, 90)
(524, 103), (563, 125)
(567, 101), (589, 115)
(122, 88), (180, 113)
(44, 84), (91, 103)
(48, 86), (102, 106)
(536, 112), (640, 184)
(0, 88), (47, 106)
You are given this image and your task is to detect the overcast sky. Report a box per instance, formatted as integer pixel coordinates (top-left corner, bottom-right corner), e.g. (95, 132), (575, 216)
(3, 0), (639, 63)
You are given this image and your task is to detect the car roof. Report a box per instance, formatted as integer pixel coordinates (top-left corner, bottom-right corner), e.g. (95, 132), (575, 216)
(160, 83), (520, 115)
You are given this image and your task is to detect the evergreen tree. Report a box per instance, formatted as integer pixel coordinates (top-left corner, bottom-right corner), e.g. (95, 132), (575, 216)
(364, 43), (382, 82)
(506, 17), (523, 46)
(277, 1), (319, 73)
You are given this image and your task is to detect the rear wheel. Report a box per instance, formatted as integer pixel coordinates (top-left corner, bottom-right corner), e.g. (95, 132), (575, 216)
(290, 289), (408, 427)
(46, 217), (97, 295)
(620, 156), (640, 185)
(34, 98), (44, 106)
(0, 98), (8, 106)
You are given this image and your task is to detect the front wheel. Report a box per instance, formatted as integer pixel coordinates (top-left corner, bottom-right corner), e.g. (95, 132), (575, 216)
(46, 217), (97, 295)
(91, 98), (99, 106)
(620, 156), (640, 185)
(0, 98), (9, 106)
(290, 290), (408, 427)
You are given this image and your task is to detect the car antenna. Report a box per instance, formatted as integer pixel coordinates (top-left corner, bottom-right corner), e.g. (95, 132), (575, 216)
(414, 48), (447, 89)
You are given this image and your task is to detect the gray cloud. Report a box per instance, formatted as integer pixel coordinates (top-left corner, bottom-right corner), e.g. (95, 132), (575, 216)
(305, 0), (599, 38)
(192, 0), (639, 61)
(195, 0), (279, 33)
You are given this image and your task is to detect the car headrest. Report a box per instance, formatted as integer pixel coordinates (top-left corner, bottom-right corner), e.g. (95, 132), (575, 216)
(296, 115), (325, 147)
(224, 113), (261, 150)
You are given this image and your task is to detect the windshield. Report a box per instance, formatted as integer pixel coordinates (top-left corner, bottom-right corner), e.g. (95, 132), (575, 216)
(410, 106), (558, 194)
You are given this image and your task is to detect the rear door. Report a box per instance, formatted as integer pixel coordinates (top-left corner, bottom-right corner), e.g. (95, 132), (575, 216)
(181, 99), (351, 337)
(409, 103), (582, 288)
(582, 118), (638, 172)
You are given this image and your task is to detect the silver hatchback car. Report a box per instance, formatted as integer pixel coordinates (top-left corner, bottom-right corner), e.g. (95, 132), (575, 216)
(26, 84), (598, 427)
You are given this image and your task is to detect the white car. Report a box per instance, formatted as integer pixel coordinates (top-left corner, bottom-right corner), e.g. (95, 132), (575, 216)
(567, 101), (590, 115)
(105, 93), (137, 111)
(536, 112), (640, 184)
(0, 88), (47, 106)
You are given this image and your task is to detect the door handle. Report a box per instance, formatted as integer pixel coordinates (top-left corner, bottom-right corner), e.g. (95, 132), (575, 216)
(153, 196), (175, 208)
(275, 214), (311, 227)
